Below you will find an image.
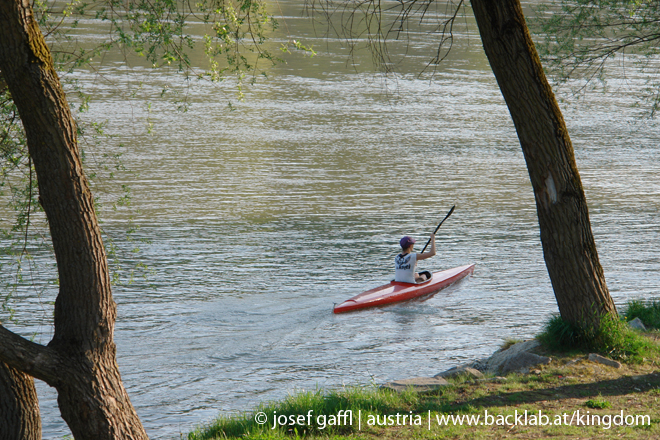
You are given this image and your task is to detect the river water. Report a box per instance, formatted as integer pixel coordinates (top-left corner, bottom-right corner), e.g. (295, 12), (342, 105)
(2, 2), (659, 439)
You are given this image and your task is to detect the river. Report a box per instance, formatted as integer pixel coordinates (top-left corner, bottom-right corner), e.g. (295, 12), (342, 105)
(2, 1), (659, 439)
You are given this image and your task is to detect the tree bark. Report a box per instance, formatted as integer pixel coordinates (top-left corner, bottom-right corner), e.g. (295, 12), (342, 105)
(470, 0), (617, 326)
(0, 361), (41, 440)
(0, 0), (148, 438)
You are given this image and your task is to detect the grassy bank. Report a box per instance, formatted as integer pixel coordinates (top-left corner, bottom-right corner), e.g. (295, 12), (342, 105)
(625, 300), (660, 329)
(189, 304), (660, 440)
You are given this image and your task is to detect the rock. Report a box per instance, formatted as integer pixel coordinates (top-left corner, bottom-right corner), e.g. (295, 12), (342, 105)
(500, 352), (552, 375)
(478, 339), (542, 373)
(469, 359), (488, 372)
(564, 358), (582, 367)
(628, 317), (647, 331)
(382, 377), (450, 393)
(434, 366), (484, 380)
(588, 353), (622, 369)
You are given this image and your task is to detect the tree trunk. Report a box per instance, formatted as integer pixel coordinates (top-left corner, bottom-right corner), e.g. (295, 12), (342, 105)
(0, 362), (41, 440)
(1, 67), (41, 440)
(0, 0), (148, 438)
(470, 0), (617, 326)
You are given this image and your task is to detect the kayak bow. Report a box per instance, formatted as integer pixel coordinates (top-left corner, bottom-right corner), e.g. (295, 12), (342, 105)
(333, 264), (475, 313)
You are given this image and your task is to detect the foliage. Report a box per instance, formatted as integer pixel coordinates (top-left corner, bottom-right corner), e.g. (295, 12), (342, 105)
(0, 79), (42, 318)
(0, 84), (146, 317)
(624, 299), (660, 329)
(500, 338), (523, 351)
(1, 0), (315, 318)
(533, 0), (660, 116)
(304, 0), (466, 74)
(34, 0), (313, 94)
(538, 313), (659, 361)
(585, 394), (611, 409)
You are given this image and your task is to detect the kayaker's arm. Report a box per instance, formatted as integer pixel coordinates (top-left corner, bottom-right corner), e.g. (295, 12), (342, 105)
(417, 233), (436, 261)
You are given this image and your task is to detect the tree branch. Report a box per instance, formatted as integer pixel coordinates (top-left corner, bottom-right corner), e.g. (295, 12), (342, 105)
(0, 324), (63, 386)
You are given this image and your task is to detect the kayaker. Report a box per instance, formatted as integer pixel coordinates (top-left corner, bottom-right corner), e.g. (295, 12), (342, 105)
(395, 234), (436, 283)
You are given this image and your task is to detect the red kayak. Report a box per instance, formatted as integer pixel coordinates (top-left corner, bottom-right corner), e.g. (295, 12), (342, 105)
(333, 264), (475, 313)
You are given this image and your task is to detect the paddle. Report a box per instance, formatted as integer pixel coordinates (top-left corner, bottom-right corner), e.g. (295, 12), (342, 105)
(420, 205), (455, 253)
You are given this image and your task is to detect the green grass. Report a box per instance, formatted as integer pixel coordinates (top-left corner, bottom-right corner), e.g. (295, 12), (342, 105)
(624, 299), (660, 329)
(187, 385), (423, 439)
(537, 313), (660, 361)
(499, 338), (523, 351)
(585, 394), (611, 409)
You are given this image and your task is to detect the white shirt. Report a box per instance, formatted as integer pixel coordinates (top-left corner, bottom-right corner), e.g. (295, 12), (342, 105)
(394, 252), (417, 283)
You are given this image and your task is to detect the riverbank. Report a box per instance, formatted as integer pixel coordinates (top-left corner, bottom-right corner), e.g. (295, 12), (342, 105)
(188, 323), (660, 439)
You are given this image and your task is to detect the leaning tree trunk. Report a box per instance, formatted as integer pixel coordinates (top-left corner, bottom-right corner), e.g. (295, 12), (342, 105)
(0, 362), (41, 440)
(0, 0), (148, 438)
(0, 69), (41, 440)
(470, 0), (617, 326)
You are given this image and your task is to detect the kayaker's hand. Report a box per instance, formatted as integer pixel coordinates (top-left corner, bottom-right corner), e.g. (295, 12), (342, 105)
(418, 234), (436, 260)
